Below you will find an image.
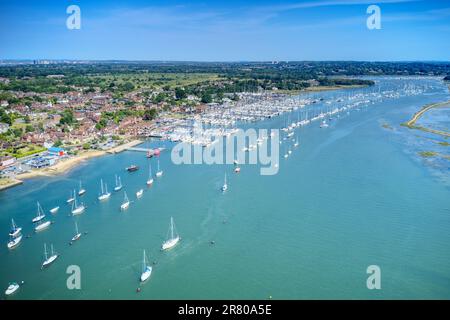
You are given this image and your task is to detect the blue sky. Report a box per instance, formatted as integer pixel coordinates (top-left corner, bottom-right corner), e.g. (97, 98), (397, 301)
(0, 0), (449, 61)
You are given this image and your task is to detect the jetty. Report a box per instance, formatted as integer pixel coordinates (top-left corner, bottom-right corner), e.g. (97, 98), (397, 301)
(127, 147), (166, 154)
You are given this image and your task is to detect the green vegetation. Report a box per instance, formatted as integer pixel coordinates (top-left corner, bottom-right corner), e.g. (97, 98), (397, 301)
(419, 151), (438, 158)
(59, 109), (76, 125)
(438, 141), (450, 146)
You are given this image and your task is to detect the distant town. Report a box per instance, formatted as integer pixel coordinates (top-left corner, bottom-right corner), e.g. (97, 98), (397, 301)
(1, 61), (449, 189)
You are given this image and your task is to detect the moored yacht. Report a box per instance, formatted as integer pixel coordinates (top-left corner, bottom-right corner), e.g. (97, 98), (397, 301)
(9, 219), (21, 237)
(49, 206), (59, 214)
(71, 222), (81, 242)
(71, 194), (85, 215)
(146, 164), (154, 186)
(66, 190), (75, 204)
(42, 243), (59, 268)
(120, 191), (130, 210)
(114, 175), (123, 192)
(140, 250), (152, 282)
(221, 173), (228, 192)
(98, 179), (111, 201)
(78, 180), (86, 196)
(4, 282), (20, 296)
(161, 217), (180, 251)
(35, 219), (51, 232)
(32, 202), (45, 223)
(7, 234), (22, 249)
(155, 160), (163, 177)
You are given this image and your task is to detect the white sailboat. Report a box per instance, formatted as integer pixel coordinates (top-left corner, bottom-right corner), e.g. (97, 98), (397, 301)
(49, 206), (59, 214)
(71, 193), (85, 215)
(4, 282), (20, 296)
(146, 164), (154, 186)
(294, 136), (299, 148)
(78, 180), (86, 196)
(35, 219), (51, 232)
(136, 189), (144, 198)
(7, 234), (22, 249)
(156, 160), (163, 177)
(66, 190), (75, 204)
(42, 243), (58, 268)
(32, 202), (45, 223)
(98, 179), (111, 201)
(120, 191), (130, 210)
(71, 221), (81, 242)
(140, 250), (152, 282)
(221, 173), (228, 192)
(114, 175), (123, 192)
(9, 219), (22, 237)
(161, 217), (180, 250)
(320, 119), (329, 128)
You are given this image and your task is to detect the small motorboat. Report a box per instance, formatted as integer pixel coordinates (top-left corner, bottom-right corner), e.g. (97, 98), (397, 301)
(126, 165), (139, 172)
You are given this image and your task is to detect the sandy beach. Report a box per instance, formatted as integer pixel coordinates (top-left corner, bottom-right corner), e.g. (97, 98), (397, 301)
(0, 140), (144, 191)
(16, 149), (107, 180)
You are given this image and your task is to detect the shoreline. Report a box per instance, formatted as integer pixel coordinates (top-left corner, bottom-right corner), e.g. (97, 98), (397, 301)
(0, 177), (23, 191)
(3, 139), (143, 187)
(402, 100), (450, 138)
(274, 84), (370, 95)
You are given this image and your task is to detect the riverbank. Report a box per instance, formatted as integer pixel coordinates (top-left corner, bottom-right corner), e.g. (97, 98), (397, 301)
(402, 99), (450, 138)
(12, 139), (143, 182)
(0, 177), (23, 191)
(274, 84), (370, 95)
(16, 149), (107, 180)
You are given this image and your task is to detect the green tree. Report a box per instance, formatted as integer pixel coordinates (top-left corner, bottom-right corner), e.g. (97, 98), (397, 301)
(201, 93), (212, 104)
(143, 108), (158, 121)
(175, 88), (187, 100)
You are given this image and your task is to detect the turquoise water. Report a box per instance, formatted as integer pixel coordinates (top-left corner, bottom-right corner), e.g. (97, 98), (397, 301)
(1, 77), (449, 299)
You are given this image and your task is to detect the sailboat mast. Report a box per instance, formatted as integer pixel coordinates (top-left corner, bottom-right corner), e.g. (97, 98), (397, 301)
(170, 217), (174, 239)
(44, 243), (48, 260)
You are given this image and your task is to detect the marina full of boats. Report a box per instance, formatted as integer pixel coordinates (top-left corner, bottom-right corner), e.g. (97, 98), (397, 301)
(3, 77), (444, 298)
(141, 79), (436, 148)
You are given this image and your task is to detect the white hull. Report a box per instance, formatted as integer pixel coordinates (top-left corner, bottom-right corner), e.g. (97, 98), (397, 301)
(5, 283), (19, 296)
(67, 198), (75, 204)
(78, 189), (86, 196)
(32, 215), (45, 223)
(35, 221), (51, 232)
(7, 235), (22, 249)
(42, 254), (58, 267)
(71, 233), (81, 242)
(50, 207), (59, 214)
(146, 179), (154, 186)
(114, 186), (122, 192)
(222, 184), (228, 192)
(98, 193), (111, 201)
(121, 202), (130, 210)
(136, 190), (144, 198)
(234, 167), (241, 173)
(162, 236), (180, 251)
(140, 267), (152, 282)
(156, 171), (163, 177)
(72, 206), (85, 215)
(9, 228), (22, 237)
